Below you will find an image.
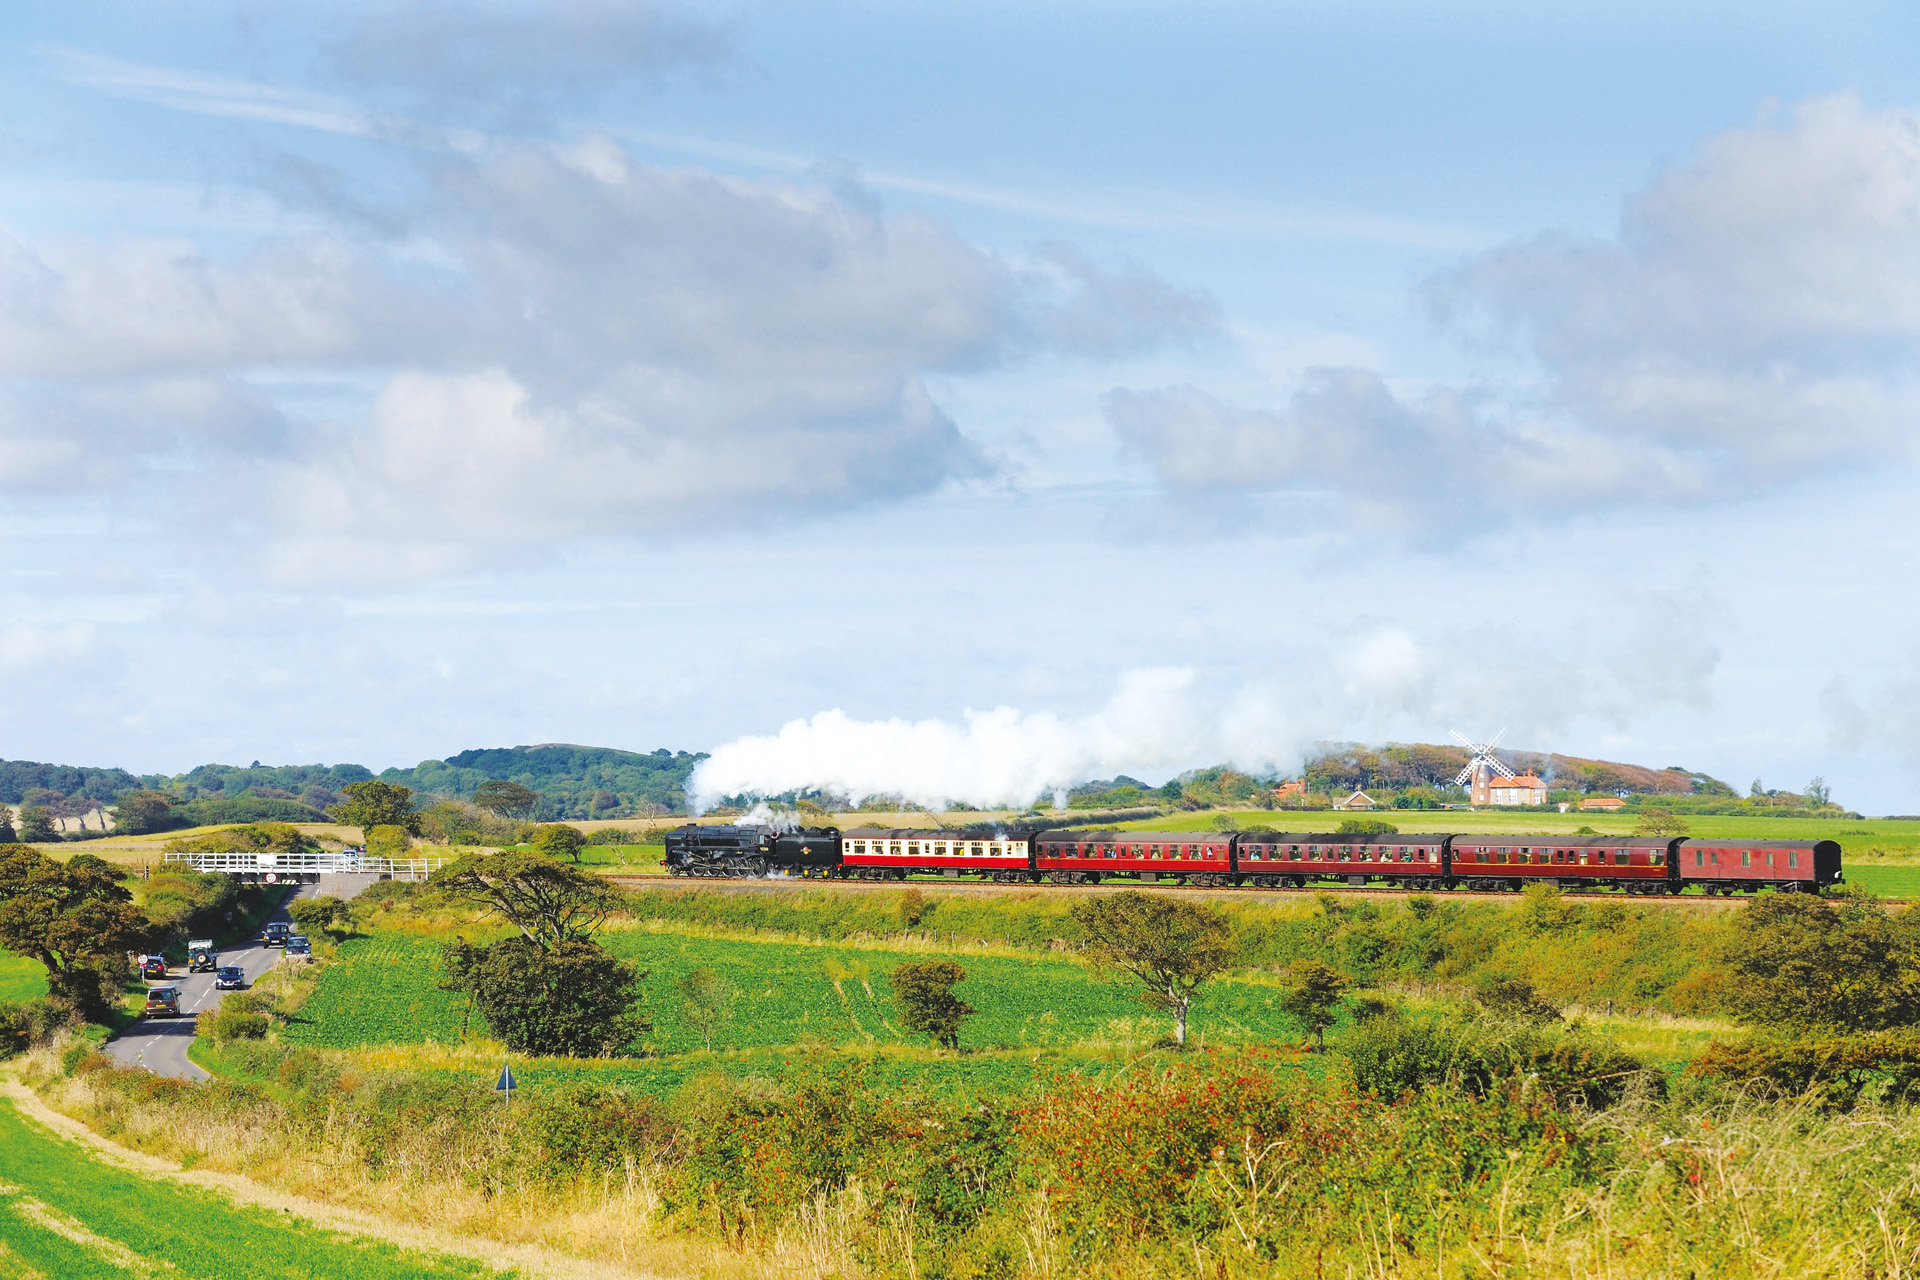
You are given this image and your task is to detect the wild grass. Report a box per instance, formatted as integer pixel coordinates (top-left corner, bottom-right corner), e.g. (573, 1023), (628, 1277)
(0, 1094), (508, 1279)
(22, 1031), (1920, 1280)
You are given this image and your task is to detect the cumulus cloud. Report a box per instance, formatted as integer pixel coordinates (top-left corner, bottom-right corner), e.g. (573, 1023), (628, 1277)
(0, 128), (1211, 579)
(1112, 94), (1920, 520)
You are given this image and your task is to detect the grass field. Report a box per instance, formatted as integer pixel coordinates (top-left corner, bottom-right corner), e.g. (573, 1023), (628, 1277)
(0, 1097), (511, 1279)
(285, 924), (1305, 1059)
(0, 950), (45, 1004)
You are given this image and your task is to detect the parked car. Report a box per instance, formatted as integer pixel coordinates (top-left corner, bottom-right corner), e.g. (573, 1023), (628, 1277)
(214, 966), (247, 990)
(187, 939), (217, 972)
(143, 987), (181, 1017)
(262, 922), (290, 947)
(285, 935), (312, 957)
(140, 956), (168, 979)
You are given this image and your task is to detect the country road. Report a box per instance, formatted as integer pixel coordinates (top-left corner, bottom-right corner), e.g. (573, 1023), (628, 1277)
(105, 883), (316, 1080)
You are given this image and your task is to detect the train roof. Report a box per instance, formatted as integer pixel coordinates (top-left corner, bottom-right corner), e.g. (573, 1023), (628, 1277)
(1034, 829), (1234, 842)
(842, 827), (1033, 839)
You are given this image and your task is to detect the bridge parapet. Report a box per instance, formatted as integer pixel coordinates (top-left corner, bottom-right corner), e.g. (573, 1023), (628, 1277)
(162, 849), (451, 883)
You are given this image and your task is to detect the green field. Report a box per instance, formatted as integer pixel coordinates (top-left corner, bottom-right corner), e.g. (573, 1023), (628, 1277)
(0, 949), (46, 1004)
(0, 1097), (511, 1279)
(285, 925), (1303, 1058)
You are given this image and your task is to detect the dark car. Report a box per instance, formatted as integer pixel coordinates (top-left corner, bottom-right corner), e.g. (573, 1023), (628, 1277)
(262, 922), (290, 947)
(141, 957), (168, 979)
(285, 935), (312, 957)
(143, 986), (181, 1017)
(214, 966), (247, 990)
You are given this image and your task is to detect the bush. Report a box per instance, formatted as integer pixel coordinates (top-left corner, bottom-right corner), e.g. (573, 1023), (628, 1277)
(0, 999), (80, 1057)
(1691, 1030), (1920, 1108)
(366, 824), (412, 858)
(1343, 1012), (1654, 1109)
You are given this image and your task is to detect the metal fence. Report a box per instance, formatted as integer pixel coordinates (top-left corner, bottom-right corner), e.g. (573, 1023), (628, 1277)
(162, 849), (452, 883)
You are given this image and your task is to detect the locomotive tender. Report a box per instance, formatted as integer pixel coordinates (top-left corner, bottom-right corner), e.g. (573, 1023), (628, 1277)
(664, 824), (1843, 895)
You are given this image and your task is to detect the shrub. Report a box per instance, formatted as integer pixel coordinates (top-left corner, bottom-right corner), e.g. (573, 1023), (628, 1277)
(365, 824), (412, 858)
(891, 960), (975, 1050)
(1343, 1012), (1653, 1109)
(0, 999), (79, 1057)
(1690, 1030), (1920, 1108)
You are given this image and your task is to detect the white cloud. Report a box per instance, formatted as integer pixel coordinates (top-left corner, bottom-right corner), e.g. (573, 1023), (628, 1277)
(1432, 93), (1920, 474)
(1110, 94), (1920, 520)
(0, 130), (1212, 579)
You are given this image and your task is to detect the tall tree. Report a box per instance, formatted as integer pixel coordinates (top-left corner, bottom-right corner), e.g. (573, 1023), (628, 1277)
(1069, 891), (1237, 1045)
(330, 780), (422, 836)
(471, 779), (540, 818)
(0, 848), (151, 1016)
(16, 806), (56, 843)
(432, 852), (623, 950)
(891, 960), (975, 1050)
(112, 790), (176, 836)
(531, 824), (588, 865)
(443, 937), (649, 1057)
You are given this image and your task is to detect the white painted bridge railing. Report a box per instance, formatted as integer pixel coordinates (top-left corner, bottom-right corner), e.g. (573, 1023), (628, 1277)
(163, 849), (452, 881)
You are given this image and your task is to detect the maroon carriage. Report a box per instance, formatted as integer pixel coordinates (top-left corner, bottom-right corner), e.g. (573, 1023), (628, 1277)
(1235, 833), (1447, 888)
(1675, 839), (1841, 894)
(1447, 836), (1676, 893)
(838, 828), (1033, 880)
(1031, 830), (1234, 886)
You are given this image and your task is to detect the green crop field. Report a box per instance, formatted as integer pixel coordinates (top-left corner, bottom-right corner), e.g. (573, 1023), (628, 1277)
(285, 924), (1303, 1058)
(0, 1098), (511, 1279)
(0, 948), (46, 1004)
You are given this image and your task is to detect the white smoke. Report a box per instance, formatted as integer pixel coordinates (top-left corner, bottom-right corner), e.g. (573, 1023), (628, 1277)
(690, 667), (1303, 812)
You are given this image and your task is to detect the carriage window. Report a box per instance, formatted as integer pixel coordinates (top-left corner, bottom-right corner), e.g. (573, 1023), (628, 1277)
(1535, 853), (1548, 865)
(1418, 848), (1429, 862)
(1340, 847), (1353, 862)
(972, 843), (984, 856)
(1651, 852), (1664, 866)
(852, 841), (866, 854)
(1741, 850), (1751, 867)
(1789, 851), (1799, 868)
(1695, 849), (1704, 867)
(1289, 846), (1301, 861)
(1614, 852), (1630, 865)
(1104, 845), (1116, 859)
(1476, 852), (1489, 863)
(908, 843), (920, 855)
(992, 843), (1004, 857)
(1766, 851), (1774, 867)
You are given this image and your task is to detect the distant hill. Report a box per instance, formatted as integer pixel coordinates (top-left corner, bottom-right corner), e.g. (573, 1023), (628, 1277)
(1302, 742), (1733, 797)
(0, 743), (706, 827)
(381, 744), (706, 820)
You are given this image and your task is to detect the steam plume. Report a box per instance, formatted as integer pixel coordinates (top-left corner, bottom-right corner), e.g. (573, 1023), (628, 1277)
(690, 668), (1298, 812)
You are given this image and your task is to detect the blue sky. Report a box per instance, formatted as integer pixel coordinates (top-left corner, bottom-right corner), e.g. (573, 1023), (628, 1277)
(3, 1), (1919, 811)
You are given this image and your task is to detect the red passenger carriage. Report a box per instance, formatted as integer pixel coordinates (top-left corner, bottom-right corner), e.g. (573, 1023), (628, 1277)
(1031, 830), (1234, 885)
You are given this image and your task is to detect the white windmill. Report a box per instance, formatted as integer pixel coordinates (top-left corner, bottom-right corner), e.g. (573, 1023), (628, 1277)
(1451, 727), (1515, 805)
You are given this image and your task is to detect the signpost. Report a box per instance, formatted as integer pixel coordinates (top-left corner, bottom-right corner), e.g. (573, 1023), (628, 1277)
(495, 1062), (517, 1109)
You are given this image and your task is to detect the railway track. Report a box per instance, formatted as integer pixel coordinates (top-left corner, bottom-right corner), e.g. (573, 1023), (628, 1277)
(601, 872), (1845, 906)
